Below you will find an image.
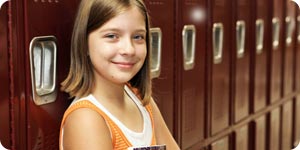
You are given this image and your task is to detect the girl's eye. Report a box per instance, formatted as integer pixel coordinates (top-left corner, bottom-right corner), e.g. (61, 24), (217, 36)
(105, 34), (118, 39)
(133, 34), (145, 40)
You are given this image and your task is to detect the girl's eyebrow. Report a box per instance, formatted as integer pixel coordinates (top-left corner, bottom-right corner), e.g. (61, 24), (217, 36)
(99, 28), (121, 33)
(99, 28), (146, 33)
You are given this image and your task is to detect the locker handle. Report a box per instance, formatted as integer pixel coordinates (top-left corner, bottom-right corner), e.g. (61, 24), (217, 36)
(236, 20), (246, 58)
(297, 16), (300, 42)
(285, 16), (295, 45)
(182, 25), (196, 70)
(29, 36), (57, 105)
(213, 23), (224, 64)
(256, 19), (264, 54)
(149, 28), (162, 79)
(272, 18), (280, 49)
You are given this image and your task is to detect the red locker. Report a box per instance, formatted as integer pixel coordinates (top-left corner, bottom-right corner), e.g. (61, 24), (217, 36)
(233, 0), (250, 123)
(270, 0), (284, 102)
(254, 116), (266, 150)
(281, 100), (293, 150)
(268, 107), (280, 150)
(234, 125), (248, 150)
(22, 1), (79, 149)
(210, 136), (229, 150)
(175, 0), (207, 148)
(297, 10), (300, 91)
(283, 1), (296, 95)
(294, 9), (300, 147)
(145, 0), (175, 135)
(0, 3), (10, 148)
(209, 0), (231, 135)
(251, 0), (270, 112)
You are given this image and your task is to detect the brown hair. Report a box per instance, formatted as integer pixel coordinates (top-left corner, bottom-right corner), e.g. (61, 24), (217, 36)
(61, 0), (152, 105)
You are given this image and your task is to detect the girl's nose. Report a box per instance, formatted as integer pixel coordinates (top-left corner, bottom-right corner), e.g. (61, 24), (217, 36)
(120, 38), (135, 56)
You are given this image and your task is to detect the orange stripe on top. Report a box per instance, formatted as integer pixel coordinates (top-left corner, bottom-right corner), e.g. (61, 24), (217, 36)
(59, 100), (156, 150)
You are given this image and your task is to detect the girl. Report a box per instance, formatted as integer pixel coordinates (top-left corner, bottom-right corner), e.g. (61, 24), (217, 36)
(59, 0), (180, 149)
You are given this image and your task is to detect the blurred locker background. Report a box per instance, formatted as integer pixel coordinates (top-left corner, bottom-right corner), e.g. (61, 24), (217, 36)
(1, 0), (300, 150)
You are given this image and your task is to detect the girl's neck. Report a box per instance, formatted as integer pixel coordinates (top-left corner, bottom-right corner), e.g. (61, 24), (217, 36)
(91, 75), (127, 104)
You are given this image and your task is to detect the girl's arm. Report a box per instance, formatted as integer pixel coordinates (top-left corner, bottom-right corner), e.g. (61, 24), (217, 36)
(62, 108), (113, 150)
(150, 98), (180, 150)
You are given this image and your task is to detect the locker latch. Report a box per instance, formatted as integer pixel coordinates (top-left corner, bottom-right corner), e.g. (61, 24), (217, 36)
(236, 20), (246, 58)
(272, 18), (280, 49)
(256, 19), (264, 54)
(213, 23), (224, 64)
(285, 16), (295, 45)
(29, 36), (57, 105)
(150, 28), (162, 79)
(182, 25), (196, 70)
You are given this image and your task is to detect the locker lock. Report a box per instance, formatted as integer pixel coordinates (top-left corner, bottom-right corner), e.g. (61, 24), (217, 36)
(29, 36), (57, 105)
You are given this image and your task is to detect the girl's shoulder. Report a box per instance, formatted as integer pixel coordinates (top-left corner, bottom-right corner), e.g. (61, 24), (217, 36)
(61, 100), (113, 149)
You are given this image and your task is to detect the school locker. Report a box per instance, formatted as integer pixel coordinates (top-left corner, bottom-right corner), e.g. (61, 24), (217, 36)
(281, 100), (293, 150)
(253, 115), (266, 150)
(210, 136), (229, 150)
(268, 107), (280, 150)
(283, 1), (296, 95)
(23, 0), (79, 149)
(175, 0), (207, 148)
(234, 125), (248, 150)
(297, 10), (300, 92)
(209, 0), (231, 135)
(294, 9), (300, 147)
(233, 0), (250, 123)
(251, 0), (270, 112)
(270, 0), (284, 102)
(0, 3), (10, 148)
(145, 0), (175, 135)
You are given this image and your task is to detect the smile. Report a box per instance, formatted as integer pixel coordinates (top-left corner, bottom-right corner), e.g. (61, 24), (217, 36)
(112, 61), (136, 69)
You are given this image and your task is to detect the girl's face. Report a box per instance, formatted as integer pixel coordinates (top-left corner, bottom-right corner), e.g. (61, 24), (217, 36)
(88, 6), (147, 85)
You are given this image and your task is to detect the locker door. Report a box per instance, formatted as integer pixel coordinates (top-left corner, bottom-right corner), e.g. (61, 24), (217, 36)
(270, 0), (284, 102)
(0, 3), (10, 148)
(294, 9), (300, 147)
(233, 0), (250, 123)
(281, 100), (293, 150)
(297, 10), (300, 91)
(283, 1), (296, 95)
(253, 116), (266, 150)
(210, 136), (229, 150)
(209, 0), (231, 135)
(268, 108), (280, 150)
(251, 0), (270, 112)
(176, 0), (207, 148)
(234, 125), (249, 150)
(145, 0), (175, 135)
(24, 1), (79, 149)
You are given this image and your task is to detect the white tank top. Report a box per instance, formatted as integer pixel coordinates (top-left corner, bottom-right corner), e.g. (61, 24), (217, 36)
(61, 85), (153, 147)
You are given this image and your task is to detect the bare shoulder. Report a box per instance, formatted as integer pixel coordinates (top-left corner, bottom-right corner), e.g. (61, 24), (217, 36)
(63, 108), (113, 150)
(149, 98), (180, 150)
